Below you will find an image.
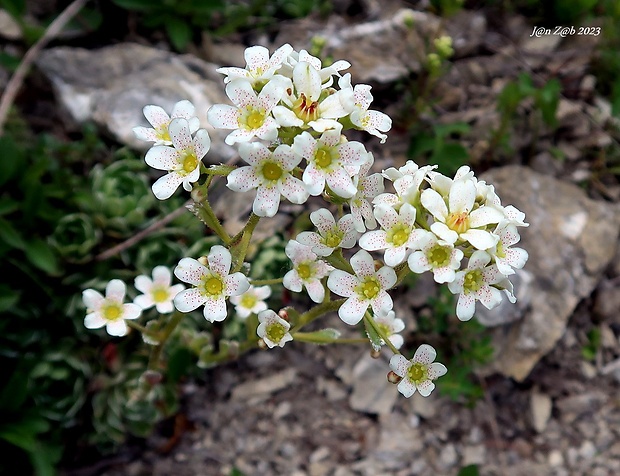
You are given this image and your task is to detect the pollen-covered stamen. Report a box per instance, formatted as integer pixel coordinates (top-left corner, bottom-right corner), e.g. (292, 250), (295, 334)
(495, 240), (506, 259)
(323, 230), (343, 248)
(261, 161), (283, 182)
(463, 269), (483, 293)
(446, 211), (470, 234)
(386, 224), (410, 247)
(314, 147), (335, 170)
(156, 124), (171, 142)
(356, 277), (381, 300)
(102, 303), (122, 321)
(293, 93), (319, 123)
(152, 287), (170, 303)
(407, 362), (428, 384)
(180, 151), (198, 174)
(296, 263), (313, 280)
(202, 275), (224, 296)
(240, 293), (258, 308)
(266, 322), (287, 342)
(240, 106), (267, 130)
(427, 245), (450, 268)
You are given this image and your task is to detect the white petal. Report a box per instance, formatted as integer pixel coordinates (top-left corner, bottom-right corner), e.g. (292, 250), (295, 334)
(152, 266), (172, 285)
(171, 100), (195, 119)
(174, 257), (207, 285)
(283, 270), (303, 292)
(326, 270), (357, 297)
(106, 279), (126, 301)
(305, 280), (325, 303)
(461, 229), (499, 250)
(133, 127), (158, 142)
(359, 230), (388, 251)
(253, 186), (281, 217)
(293, 61), (322, 101)
(134, 294), (154, 310)
(225, 273), (250, 296)
(456, 293), (476, 321)
(226, 79), (258, 107)
(421, 189), (448, 221)
(449, 178), (476, 214)
(413, 344), (436, 364)
(143, 105), (169, 128)
(174, 288), (206, 312)
(122, 303), (142, 320)
(193, 129), (211, 160)
(145, 146), (179, 171)
(134, 276), (153, 294)
(280, 176), (309, 204)
(389, 354), (409, 377)
(376, 266), (397, 289)
(397, 379), (417, 398)
(227, 166), (260, 192)
(203, 297), (228, 322)
(416, 380), (435, 397)
(430, 222), (458, 245)
(384, 247), (406, 267)
(428, 362), (448, 379)
(84, 312), (106, 329)
(169, 118), (192, 151)
(469, 206), (504, 228)
(151, 173), (184, 200)
(350, 250), (375, 277)
(310, 208), (336, 234)
(408, 251), (431, 274)
(155, 300), (175, 314)
(82, 289), (104, 310)
(326, 168), (357, 198)
(106, 320), (128, 337)
(208, 245), (232, 276)
(207, 104), (240, 129)
(338, 296), (368, 325)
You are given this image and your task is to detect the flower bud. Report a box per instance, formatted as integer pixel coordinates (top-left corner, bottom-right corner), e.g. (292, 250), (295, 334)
(278, 308), (289, 321)
(370, 348), (381, 359)
(258, 338), (268, 350)
(387, 370), (402, 384)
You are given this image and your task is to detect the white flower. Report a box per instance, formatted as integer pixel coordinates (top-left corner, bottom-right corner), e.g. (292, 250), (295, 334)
(389, 344), (447, 398)
(134, 266), (185, 313)
(257, 309), (293, 348)
(296, 208), (359, 257)
(173, 246), (250, 322)
(359, 203), (423, 267)
(326, 249), (396, 325)
(407, 230), (463, 284)
(421, 175), (503, 250)
(216, 44), (293, 85)
(502, 205), (529, 227)
(283, 49), (350, 87)
(207, 78), (285, 145)
(230, 285), (272, 319)
(272, 61), (352, 133)
(83, 279), (142, 337)
(348, 154), (385, 232)
(340, 73), (392, 143)
(292, 130), (368, 198)
(372, 308), (405, 350)
(487, 223), (528, 276)
(374, 162), (435, 210)
(133, 100), (200, 145)
(447, 250), (504, 321)
(144, 118), (210, 200)
(226, 142), (309, 217)
(283, 240), (332, 303)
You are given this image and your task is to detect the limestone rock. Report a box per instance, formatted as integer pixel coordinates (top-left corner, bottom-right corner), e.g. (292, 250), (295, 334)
(36, 43), (234, 161)
(349, 354), (397, 415)
(479, 166), (620, 381)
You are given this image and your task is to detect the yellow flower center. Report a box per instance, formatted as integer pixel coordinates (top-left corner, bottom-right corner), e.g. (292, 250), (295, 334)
(182, 152), (198, 173)
(463, 269), (483, 293)
(495, 240), (506, 259)
(407, 362), (428, 384)
(156, 124), (171, 142)
(293, 93), (319, 123)
(262, 161), (283, 182)
(152, 287), (169, 303)
(427, 245), (450, 268)
(314, 148), (334, 169)
(297, 263), (312, 280)
(266, 322), (287, 343)
(203, 276), (224, 296)
(102, 303), (122, 321)
(240, 293), (258, 309)
(323, 230), (342, 249)
(357, 277), (381, 300)
(446, 211), (470, 234)
(387, 224), (410, 247)
(247, 110), (266, 130)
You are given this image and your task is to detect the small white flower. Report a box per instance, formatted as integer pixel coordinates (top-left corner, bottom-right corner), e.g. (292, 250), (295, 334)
(283, 240), (333, 303)
(421, 175), (503, 250)
(144, 118), (210, 200)
(293, 130), (368, 198)
(348, 154), (385, 232)
(216, 44), (293, 85)
(340, 74), (392, 143)
(486, 223), (528, 276)
(173, 246), (250, 322)
(133, 100), (200, 145)
(207, 78), (285, 145)
(447, 250), (504, 321)
(283, 49), (350, 87)
(257, 309), (293, 348)
(389, 344), (447, 398)
(226, 142), (309, 217)
(407, 230), (463, 284)
(359, 203), (423, 266)
(374, 162), (435, 210)
(134, 266), (185, 313)
(372, 308), (405, 350)
(296, 208), (359, 257)
(83, 279), (142, 337)
(327, 249), (396, 325)
(230, 285), (272, 319)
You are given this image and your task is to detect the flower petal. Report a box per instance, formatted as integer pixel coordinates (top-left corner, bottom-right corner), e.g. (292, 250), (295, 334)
(326, 270), (357, 297)
(106, 279), (126, 301)
(338, 296), (368, 325)
(207, 104), (239, 129)
(413, 344), (436, 364)
(449, 178), (476, 214)
(225, 273), (250, 296)
(143, 105), (169, 128)
(106, 320), (128, 337)
(421, 189), (448, 221)
(151, 172), (184, 200)
(175, 257), (207, 285)
(253, 185), (281, 217)
(84, 312), (106, 329)
(134, 275), (153, 294)
(152, 266), (172, 285)
(169, 118), (192, 151)
(376, 266), (397, 289)
(145, 146), (179, 171)
(227, 166), (260, 192)
(83, 289), (104, 310)
(305, 279), (325, 303)
(193, 129), (211, 160)
(350, 250), (375, 277)
(203, 297), (228, 322)
(416, 380), (435, 397)
(174, 288), (207, 312)
(208, 245), (232, 276)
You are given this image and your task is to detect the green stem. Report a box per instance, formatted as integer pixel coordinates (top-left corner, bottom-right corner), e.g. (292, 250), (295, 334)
(147, 312), (185, 370)
(292, 332), (367, 345)
(250, 277), (283, 286)
(231, 213), (261, 273)
(325, 248), (354, 274)
(206, 338), (259, 365)
(292, 298), (346, 332)
(394, 262), (410, 287)
(364, 311), (400, 355)
(194, 197), (232, 245)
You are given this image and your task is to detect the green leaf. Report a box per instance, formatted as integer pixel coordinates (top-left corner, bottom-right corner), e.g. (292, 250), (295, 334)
(165, 17), (192, 51)
(433, 122), (470, 138)
(111, 0), (157, 11)
(363, 317), (383, 351)
(0, 136), (22, 188)
(408, 133), (436, 159)
(0, 198), (19, 216)
(0, 52), (20, 72)
(497, 82), (523, 115)
(458, 464), (480, 476)
(24, 239), (60, 275)
(431, 142), (469, 176)
(30, 441), (61, 476)
(535, 79), (561, 127)
(167, 347), (193, 382)
(0, 217), (24, 249)
(0, 0), (26, 18)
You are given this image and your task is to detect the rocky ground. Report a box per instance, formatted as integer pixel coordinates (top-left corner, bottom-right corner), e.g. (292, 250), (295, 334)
(23, 0), (620, 474)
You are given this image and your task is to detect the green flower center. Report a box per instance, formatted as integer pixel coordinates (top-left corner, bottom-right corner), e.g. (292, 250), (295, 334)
(293, 93), (319, 123)
(386, 224), (410, 247)
(314, 148), (334, 169)
(247, 110), (266, 130)
(323, 230), (343, 249)
(152, 287), (169, 303)
(427, 244), (450, 268)
(463, 269), (483, 293)
(407, 362), (428, 384)
(156, 124), (171, 142)
(240, 293), (258, 309)
(357, 277), (381, 300)
(266, 322), (287, 343)
(203, 276), (224, 296)
(182, 152), (198, 173)
(495, 240), (506, 259)
(377, 322), (391, 337)
(262, 161), (283, 182)
(446, 211), (470, 234)
(102, 303), (122, 321)
(297, 263), (313, 280)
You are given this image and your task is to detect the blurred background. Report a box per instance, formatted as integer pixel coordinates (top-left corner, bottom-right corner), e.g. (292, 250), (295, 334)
(1, 0), (620, 475)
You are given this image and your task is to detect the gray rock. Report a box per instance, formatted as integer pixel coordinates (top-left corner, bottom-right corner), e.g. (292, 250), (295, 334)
(349, 354), (397, 415)
(530, 391), (552, 433)
(479, 166), (620, 381)
(0, 10), (21, 39)
(36, 43), (234, 161)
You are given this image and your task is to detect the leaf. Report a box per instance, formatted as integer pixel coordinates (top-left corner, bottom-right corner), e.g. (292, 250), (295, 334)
(111, 0), (156, 11)
(431, 142), (470, 176)
(458, 464), (480, 476)
(0, 0), (26, 18)
(363, 317), (383, 352)
(24, 239), (60, 275)
(0, 136), (22, 188)
(0, 217), (24, 249)
(165, 17), (192, 51)
(433, 122), (470, 138)
(167, 347), (193, 382)
(408, 133), (435, 159)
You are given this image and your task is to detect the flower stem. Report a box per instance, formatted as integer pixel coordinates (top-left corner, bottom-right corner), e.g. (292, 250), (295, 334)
(250, 277), (283, 286)
(147, 312), (185, 370)
(231, 212), (261, 273)
(292, 332), (367, 345)
(292, 298), (346, 332)
(325, 249), (354, 274)
(364, 311), (400, 355)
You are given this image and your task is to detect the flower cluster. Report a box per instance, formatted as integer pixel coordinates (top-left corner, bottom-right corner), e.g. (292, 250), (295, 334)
(79, 43), (529, 400)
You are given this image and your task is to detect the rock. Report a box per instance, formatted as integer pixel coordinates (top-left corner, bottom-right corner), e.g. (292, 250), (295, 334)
(408, 391), (438, 419)
(36, 43), (235, 161)
(530, 391), (552, 433)
(446, 10), (487, 57)
(349, 355), (397, 415)
(479, 166), (620, 381)
(548, 450), (564, 467)
(438, 443), (458, 469)
(0, 10), (21, 40)
(230, 368), (297, 403)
